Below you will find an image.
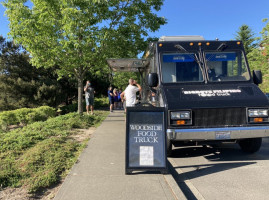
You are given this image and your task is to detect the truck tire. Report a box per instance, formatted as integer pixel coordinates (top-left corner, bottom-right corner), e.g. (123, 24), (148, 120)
(167, 138), (173, 157)
(238, 138), (262, 153)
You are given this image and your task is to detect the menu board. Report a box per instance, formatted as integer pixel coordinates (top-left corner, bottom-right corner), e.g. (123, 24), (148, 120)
(125, 106), (167, 174)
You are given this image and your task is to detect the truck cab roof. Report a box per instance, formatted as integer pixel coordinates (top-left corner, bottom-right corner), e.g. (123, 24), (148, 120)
(158, 35), (205, 41)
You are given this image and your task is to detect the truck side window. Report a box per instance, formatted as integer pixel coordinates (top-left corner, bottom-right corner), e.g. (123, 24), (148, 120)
(162, 62), (176, 82)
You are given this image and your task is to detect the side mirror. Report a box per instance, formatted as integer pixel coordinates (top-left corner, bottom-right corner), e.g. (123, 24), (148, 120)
(147, 73), (158, 87)
(253, 70), (262, 85)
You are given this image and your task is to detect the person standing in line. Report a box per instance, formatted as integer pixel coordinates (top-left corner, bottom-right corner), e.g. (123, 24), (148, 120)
(113, 88), (119, 110)
(108, 86), (114, 112)
(120, 79), (142, 112)
(84, 80), (95, 115)
(118, 89), (123, 109)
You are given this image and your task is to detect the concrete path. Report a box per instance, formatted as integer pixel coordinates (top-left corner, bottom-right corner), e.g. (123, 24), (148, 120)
(54, 110), (181, 200)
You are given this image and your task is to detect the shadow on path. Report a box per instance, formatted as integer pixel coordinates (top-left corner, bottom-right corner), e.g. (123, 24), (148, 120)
(167, 143), (267, 199)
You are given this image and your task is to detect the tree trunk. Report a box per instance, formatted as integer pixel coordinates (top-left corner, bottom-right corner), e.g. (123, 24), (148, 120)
(77, 76), (84, 114)
(75, 65), (86, 114)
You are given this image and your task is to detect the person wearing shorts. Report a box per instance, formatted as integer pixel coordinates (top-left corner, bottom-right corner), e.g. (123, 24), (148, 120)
(84, 80), (95, 115)
(113, 88), (119, 109)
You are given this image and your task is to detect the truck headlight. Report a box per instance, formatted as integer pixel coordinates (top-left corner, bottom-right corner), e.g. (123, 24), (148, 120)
(248, 109), (268, 117)
(248, 108), (269, 123)
(171, 111), (191, 119)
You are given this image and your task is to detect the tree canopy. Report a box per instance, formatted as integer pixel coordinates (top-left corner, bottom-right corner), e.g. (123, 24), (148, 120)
(261, 18), (269, 60)
(0, 36), (77, 111)
(3, 0), (166, 113)
(238, 21), (269, 92)
(235, 24), (257, 55)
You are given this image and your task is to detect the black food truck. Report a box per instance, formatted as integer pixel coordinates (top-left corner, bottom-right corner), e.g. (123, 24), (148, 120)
(107, 36), (269, 155)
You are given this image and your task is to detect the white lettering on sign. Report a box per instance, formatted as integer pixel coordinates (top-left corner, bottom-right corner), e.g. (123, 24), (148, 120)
(130, 124), (162, 143)
(134, 136), (158, 143)
(183, 89), (241, 97)
(130, 124), (162, 131)
(215, 54), (227, 59)
(173, 56), (185, 61)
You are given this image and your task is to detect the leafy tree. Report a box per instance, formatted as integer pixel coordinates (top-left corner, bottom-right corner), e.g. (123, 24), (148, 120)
(261, 18), (269, 61)
(110, 37), (158, 91)
(235, 24), (257, 55)
(0, 36), (77, 111)
(3, 0), (166, 113)
(85, 61), (111, 96)
(112, 72), (140, 90)
(247, 19), (269, 92)
(248, 49), (269, 92)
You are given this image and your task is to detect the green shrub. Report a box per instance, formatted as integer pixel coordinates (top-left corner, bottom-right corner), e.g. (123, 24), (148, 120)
(94, 97), (109, 108)
(60, 97), (108, 114)
(15, 108), (33, 125)
(0, 106), (56, 130)
(0, 111), (18, 131)
(0, 110), (108, 193)
(0, 157), (22, 188)
(36, 106), (56, 118)
(25, 106), (55, 124)
(18, 137), (80, 193)
(60, 103), (80, 115)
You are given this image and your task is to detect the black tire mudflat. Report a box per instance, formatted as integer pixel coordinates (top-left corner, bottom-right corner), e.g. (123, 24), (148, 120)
(238, 138), (262, 153)
(167, 138), (173, 157)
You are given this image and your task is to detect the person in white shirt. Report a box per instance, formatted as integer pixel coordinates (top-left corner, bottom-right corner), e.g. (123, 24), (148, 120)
(120, 78), (142, 112)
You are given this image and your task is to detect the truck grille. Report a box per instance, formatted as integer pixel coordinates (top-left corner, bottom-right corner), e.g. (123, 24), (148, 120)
(192, 108), (246, 127)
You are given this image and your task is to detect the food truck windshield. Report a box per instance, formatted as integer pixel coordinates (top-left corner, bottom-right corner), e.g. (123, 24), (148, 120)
(160, 50), (250, 83)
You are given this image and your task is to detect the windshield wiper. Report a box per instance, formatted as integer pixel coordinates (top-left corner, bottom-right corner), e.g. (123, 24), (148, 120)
(197, 46), (209, 83)
(217, 43), (227, 51)
(203, 43), (228, 82)
(174, 44), (199, 62)
(174, 44), (207, 83)
(206, 42), (228, 62)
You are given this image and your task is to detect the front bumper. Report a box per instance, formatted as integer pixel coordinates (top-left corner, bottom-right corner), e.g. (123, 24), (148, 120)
(167, 126), (269, 141)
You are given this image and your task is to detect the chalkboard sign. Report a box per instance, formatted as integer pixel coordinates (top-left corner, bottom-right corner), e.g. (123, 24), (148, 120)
(125, 106), (167, 174)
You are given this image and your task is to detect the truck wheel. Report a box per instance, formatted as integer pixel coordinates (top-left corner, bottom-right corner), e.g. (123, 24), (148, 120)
(167, 139), (173, 157)
(238, 138), (262, 153)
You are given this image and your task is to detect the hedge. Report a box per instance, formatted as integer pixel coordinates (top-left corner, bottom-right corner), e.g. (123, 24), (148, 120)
(0, 111), (108, 192)
(0, 106), (56, 131)
(60, 97), (109, 114)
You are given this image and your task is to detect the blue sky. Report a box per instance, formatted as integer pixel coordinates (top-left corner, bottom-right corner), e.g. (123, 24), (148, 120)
(0, 0), (269, 41)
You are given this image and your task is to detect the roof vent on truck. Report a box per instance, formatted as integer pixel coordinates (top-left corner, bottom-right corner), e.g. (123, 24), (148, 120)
(159, 35), (205, 41)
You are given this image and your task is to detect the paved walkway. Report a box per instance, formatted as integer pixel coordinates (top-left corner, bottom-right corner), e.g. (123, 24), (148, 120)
(54, 110), (183, 200)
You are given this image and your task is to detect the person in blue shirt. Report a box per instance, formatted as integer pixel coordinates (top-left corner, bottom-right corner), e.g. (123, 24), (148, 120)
(118, 89), (122, 109)
(108, 87), (114, 112)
